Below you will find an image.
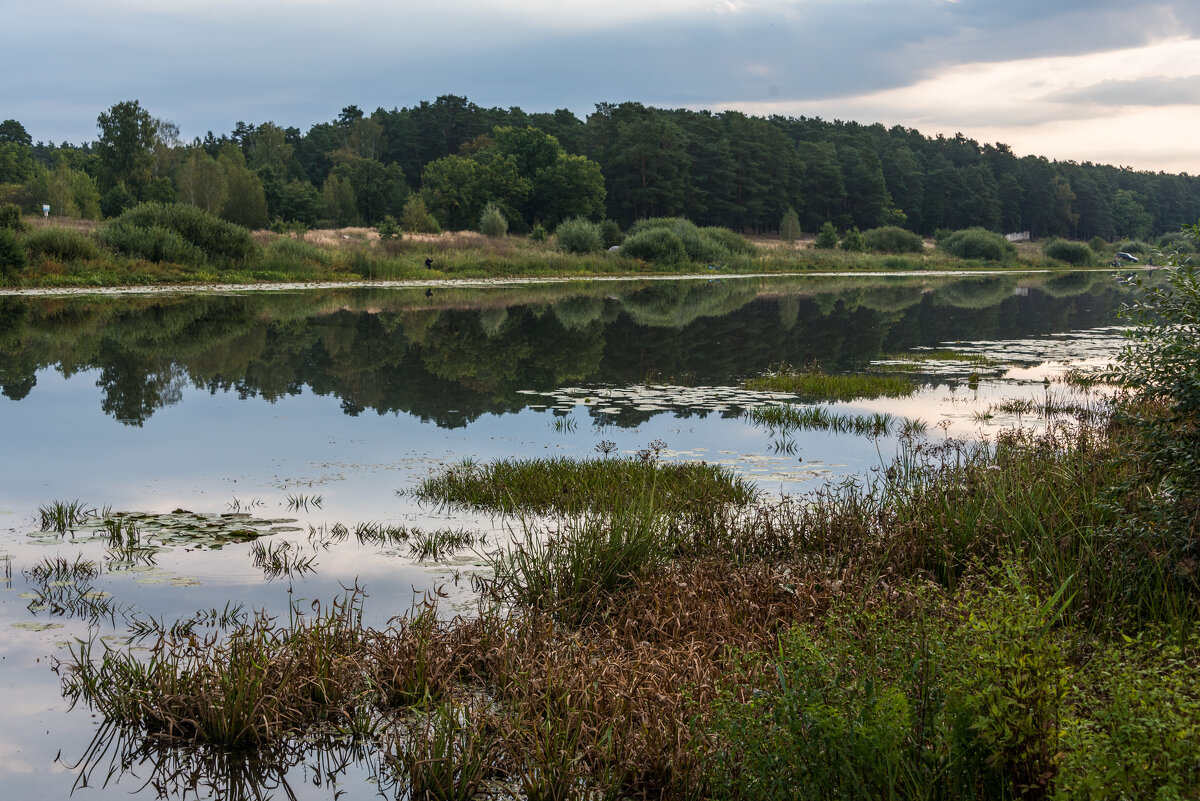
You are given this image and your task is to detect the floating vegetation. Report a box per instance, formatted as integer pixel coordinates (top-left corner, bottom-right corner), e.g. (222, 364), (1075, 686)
(521, 383), (792, 419)
(411, 452), (757, 516)
(33, 507), (299, 552)
(883, 349), (1001, 366)
(408, 529), (477, 562)
(743, 369), (915, 401)
(744, 405), (903, 437)
(38, 499), (97, 534)
(250, 540), (318, 580)
(285, 493), (324, 512)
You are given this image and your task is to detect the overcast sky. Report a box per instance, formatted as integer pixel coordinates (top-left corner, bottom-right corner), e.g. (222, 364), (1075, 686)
(5, 0), (1200, 172)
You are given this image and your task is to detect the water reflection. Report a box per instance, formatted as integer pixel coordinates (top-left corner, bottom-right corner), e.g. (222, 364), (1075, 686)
(66, 721), (396, 801)
(0, 272), (1128, 428)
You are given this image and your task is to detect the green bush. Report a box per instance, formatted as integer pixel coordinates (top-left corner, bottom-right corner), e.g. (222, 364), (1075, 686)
(704, 576), (1069, 801)
(0, 202), (26, 232)
(0, 227), (26, 281)
(839, 226), (865, 252)
(479, 202), (508, 238)
(261, 236), (331, 269)
(1088, 235), (1109, 253)
(938, 227), (1016, 261)
(1042, 238), (1096, 266)
(22, 226), (99, 261)
(599, 219), (624, 249)
(862, 225), (925, 253)
(101, 202), (256, 266)
(1158, 231), (1195, 253)
(400, 196), (441, 234)
(700, 226), (756, 256)
(529, 224), (547, 243)
(1057, 632), (1200, 799)
(814, 221), (838, 249)
(554, 217), (602, 254)
(620, 228), (687, 264)
(1116, 227), (1200, 502)
(1114, 239), (1148, 255)
(780, 207), (801, 243)
(375, 215), (401, 242)
(100, 222), (205, 266)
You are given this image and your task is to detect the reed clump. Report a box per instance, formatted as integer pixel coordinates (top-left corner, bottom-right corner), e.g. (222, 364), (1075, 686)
(744, 368), (916, 400)
(411, 454), (757, 517)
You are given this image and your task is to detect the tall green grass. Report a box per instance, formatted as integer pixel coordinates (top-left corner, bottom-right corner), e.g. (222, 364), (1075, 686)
(744, 369), (915, 400)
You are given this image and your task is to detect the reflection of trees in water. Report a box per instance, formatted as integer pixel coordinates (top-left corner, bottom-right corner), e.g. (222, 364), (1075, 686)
(0, 275), (1131, 427)
(931, 275), (1018, 309)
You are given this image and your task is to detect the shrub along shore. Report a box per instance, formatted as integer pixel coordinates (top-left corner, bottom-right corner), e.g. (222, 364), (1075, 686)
(0, 202), (1154, 289)
(55, 230), (1200, 799)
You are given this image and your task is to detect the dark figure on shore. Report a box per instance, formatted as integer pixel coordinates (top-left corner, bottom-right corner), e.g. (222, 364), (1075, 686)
(425, 257), (434, 269)
(425, 288), (433, 298)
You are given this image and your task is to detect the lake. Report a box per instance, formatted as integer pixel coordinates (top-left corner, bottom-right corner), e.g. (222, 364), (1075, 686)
(0, 270), (1133, 799)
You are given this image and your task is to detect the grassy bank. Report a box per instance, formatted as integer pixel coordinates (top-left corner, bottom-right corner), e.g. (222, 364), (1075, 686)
(3, 206), (1103, 290)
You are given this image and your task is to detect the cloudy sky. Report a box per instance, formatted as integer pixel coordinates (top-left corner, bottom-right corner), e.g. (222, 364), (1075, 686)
(5, 0), (1200, 172)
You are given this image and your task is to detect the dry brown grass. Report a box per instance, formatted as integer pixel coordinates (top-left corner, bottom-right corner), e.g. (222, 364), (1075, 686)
(26, 215), (100, 233)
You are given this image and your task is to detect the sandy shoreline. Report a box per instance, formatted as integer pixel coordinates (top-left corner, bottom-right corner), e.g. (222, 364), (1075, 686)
(0, 268), (1101, 298)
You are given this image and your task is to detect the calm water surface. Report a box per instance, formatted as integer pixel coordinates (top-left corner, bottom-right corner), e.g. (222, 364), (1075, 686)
(0, 271), (1133, 799)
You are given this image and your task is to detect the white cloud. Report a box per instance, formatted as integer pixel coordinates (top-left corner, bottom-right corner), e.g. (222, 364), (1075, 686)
(709, 36), (1200, 171)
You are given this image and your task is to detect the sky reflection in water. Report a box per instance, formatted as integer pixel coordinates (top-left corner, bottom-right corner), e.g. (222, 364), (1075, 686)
(0, 272), (1137, 799)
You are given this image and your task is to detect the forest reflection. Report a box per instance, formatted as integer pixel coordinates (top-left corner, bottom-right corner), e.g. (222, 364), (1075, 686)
(0, 272), (1129, 428)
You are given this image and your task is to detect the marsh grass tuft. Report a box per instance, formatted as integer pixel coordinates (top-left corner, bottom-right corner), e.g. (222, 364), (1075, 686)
(411, 454), (756, 517)
(250, 539), (318, 580)
(744, 369), (915, 400)
(744, 404), (904, 437)
(38, 499), (95, 533)
(285, 493), (324, 511)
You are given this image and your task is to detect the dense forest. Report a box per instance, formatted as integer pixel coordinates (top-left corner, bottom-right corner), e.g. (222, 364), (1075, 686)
(1, 96), (1196, 240)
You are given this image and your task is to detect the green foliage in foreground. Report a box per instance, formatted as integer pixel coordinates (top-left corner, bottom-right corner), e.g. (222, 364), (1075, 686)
(744, 369), (915, 400)
(707, 575), (1071, 800)
(100, 202), (257, 267)
(412, 454), (757, 517)
(1114, 227), (1200, 506)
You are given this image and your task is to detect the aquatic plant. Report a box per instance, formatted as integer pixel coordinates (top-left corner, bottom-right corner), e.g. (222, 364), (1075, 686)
(743, 405), (900, 437)
(410, 454), (756, 516)
(743, 369), (915, 401)
(38, 499), (95, 534)
(285, 493), (323, 511)
(250, 539), (318, 580)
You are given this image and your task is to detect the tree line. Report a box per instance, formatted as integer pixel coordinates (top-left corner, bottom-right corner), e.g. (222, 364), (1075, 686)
(1, 96), (1195, 241)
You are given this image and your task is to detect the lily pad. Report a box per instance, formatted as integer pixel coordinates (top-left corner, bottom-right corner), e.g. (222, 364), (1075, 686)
(12, 622), (64, 631)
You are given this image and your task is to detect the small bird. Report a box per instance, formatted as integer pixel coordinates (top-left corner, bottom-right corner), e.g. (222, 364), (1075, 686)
(424, 257), (434, 269)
